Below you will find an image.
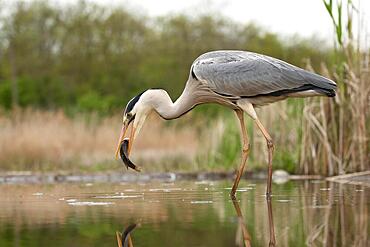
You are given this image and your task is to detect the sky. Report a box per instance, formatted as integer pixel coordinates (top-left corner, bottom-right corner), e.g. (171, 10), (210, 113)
(22, 0), (370, 43)
(126, 0), (335, 38)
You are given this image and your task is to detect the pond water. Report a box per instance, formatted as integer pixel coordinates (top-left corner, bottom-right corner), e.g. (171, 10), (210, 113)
(0, 179), (368, 246)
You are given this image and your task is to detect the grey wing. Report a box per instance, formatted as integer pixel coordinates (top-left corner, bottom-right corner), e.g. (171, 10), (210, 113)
(192, 51), (336, 97)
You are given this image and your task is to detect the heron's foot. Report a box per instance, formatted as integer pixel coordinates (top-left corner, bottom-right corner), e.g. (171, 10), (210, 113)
(266, 140), (274, 150)
(229, 192), (237, 201)
(242, 143), (250, 154)
(265, 191), (272, 198)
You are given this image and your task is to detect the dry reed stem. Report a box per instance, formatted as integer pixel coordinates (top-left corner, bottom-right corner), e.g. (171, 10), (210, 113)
(300, 50), (369, 175)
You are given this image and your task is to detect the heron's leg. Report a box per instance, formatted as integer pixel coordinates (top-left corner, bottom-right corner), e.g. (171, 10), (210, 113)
(230, 109), (250, 199)
(255, 118), (274, 197)
(232, 199), (252, 247)
(266, 197), (276, 246)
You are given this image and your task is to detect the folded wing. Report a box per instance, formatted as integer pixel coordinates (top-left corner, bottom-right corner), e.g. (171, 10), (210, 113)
(192, 50), (336, 97)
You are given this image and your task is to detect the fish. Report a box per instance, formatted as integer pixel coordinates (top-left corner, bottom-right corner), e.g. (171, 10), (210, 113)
(119, 138), (142, 172)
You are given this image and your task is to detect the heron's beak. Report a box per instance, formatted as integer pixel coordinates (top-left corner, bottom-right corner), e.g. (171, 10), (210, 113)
(116, 231), (123, 247)
(128, 126), (136, 155)
(115, 122), (128, 159)
(115, 116), (135, 159)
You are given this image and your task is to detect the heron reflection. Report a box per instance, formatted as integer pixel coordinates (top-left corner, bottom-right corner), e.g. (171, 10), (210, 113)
(116, 223), (138, 247)
(232, 198), (276, 247)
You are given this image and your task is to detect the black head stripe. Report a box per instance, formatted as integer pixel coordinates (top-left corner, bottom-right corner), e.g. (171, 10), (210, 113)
(191, 66), (198, 80)
(124, 90), (146, 114)
(127, 114), (135, 125)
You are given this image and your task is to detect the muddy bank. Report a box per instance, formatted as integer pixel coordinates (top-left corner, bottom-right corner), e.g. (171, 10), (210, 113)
(0, 170), (323, 184)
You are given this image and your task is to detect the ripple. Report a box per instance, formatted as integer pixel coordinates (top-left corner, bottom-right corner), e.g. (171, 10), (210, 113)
(93, 195), (143, 199)
(190, 200), (213, 204)
(68, 201), (114, 206)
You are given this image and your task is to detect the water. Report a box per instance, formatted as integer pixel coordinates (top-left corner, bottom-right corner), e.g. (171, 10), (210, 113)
(0, 180), (368, 246)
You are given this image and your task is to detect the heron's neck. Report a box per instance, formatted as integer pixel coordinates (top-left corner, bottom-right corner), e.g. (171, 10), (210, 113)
(152, 88), (196, 120)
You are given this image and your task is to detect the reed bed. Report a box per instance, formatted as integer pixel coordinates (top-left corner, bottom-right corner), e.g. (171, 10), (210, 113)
(0, 103), (301, 173)
(300, 0), (370, 175)
(0, 103), (302, 173)
(0, 109), (198, 172)
(199, 100), (302, 173)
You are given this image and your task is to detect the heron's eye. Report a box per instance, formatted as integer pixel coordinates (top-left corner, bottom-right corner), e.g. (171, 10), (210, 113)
(126, 112), (132, 118)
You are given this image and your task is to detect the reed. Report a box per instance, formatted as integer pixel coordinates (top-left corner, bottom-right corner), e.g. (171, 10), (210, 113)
(299, 0), (369, 175)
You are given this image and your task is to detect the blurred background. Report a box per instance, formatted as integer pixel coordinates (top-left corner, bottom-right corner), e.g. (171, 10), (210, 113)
(0, 0), (368, 176)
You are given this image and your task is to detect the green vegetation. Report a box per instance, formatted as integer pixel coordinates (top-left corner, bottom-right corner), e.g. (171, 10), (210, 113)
(0, 1), (331, 114)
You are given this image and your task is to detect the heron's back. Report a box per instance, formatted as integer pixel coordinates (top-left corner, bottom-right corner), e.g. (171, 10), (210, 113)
(191, 50), (336, 100)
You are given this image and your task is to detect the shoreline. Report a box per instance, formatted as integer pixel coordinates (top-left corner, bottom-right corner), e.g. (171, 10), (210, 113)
(0, 171), (323, 184)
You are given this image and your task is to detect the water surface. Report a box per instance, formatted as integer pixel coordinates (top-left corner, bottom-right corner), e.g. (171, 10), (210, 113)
(0, 180), (368, 246)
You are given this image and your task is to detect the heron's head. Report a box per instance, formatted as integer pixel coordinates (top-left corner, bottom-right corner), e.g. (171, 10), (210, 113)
(115, 90), (157, 159)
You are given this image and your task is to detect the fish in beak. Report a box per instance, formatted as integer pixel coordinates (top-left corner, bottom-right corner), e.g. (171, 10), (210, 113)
(120, 138), (141, 172)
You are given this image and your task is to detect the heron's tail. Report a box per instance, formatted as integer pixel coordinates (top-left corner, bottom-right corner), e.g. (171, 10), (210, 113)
(303, 71), (337, 97)
(313, 87), (336, 97)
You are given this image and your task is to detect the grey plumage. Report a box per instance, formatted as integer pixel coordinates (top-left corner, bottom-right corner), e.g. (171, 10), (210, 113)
(191, 50), (336, 100)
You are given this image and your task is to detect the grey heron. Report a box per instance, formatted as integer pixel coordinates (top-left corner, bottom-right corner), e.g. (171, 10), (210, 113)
(115, 50), (337, 198)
